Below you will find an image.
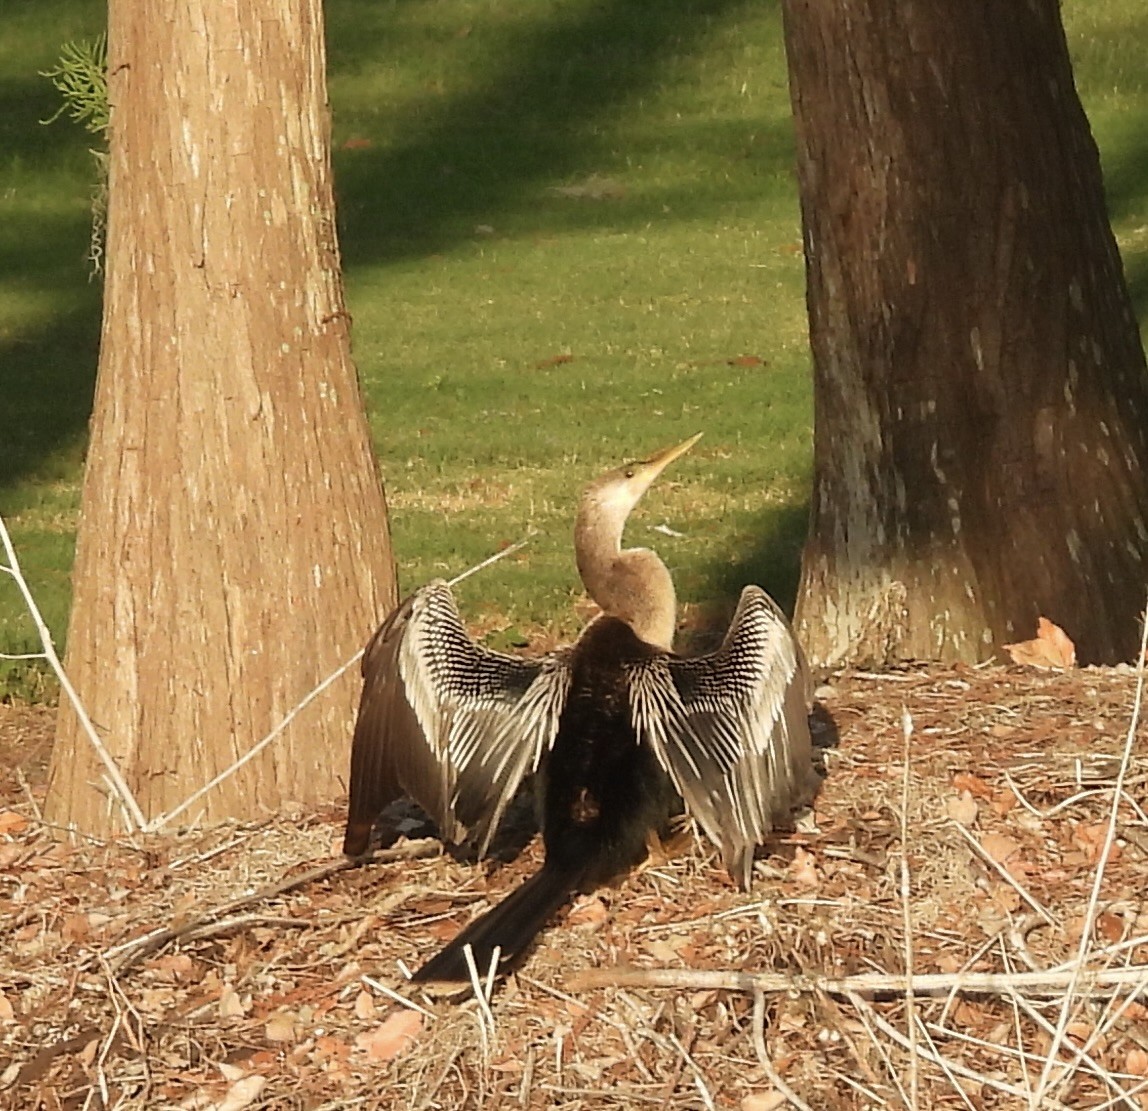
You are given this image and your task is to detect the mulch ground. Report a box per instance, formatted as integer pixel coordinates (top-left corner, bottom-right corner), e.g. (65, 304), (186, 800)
(1, 664), (1146, 1110)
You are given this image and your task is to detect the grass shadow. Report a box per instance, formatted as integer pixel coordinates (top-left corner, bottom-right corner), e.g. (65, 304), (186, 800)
(327, 0), (782, 269)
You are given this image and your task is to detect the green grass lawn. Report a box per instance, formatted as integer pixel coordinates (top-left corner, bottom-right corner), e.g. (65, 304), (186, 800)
(2, 0), (1147, 695)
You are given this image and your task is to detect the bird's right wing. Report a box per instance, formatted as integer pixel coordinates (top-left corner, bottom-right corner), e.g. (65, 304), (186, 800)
(343, 580), (571, 857)
(627, 585), (819, 888)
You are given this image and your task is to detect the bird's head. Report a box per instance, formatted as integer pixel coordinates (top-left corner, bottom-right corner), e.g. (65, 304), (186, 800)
(578, 432), (703, 526)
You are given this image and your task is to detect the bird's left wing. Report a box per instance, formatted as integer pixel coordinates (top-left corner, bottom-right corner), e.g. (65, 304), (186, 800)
(627, 585), (819, 888)
(344, 580), (571, 857)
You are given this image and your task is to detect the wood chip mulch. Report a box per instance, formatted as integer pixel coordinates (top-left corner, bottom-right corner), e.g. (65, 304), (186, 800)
(1, 663), (1146, 1110)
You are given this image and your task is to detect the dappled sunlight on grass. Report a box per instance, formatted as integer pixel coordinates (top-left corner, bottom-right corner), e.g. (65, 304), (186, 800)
(1, 0), (1145, 686)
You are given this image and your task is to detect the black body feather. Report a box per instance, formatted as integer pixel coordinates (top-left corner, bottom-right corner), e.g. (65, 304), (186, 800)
(412, 618), (680, 981)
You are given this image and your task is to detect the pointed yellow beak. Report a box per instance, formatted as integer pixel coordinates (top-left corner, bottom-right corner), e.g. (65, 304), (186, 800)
(638, 432), (703, 479)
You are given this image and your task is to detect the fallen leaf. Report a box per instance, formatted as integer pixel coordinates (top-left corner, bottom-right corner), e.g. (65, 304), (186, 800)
(355, 1010), (423, 1062)
(0, 993), (14, 1023)
(314, 1035), (351, 1061)
(727, 355), (765, 367)
(1095, 911), (1124, 944)
(945, 790), (978, 825)
(0, 811), (29, 835)
(1126, 1047), (1148, 1076)
(1003, 617), (1076, 668)
(952, 772), (993, 799)
(548, 176), (625, 200)
(788, 846), (820, 888)
(219, 985), (248, 1019)
(264, 1012), (298, 1042)
(990, 789), (1017, 816)
(979, 833), (1022, 865)
(62, 914), (91, 943)
(567, 895), (608, 927)
(534, 353), (574, 369)
(353, 989), (376, 1020)
(643, 936), (688, 962)
(215, 1074), (266, 1111)
(742, 1091), (786, 1111)
(78, 1038), (99, 1068)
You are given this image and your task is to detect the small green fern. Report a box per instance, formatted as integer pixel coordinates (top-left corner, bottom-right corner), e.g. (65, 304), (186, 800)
(41, 33), (109, 275)
(40, 32), (109, 136)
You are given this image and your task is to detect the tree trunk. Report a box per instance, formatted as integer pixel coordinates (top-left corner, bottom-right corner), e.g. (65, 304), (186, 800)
(782, 0), (1148, 667)
(45, 0), (396, 836)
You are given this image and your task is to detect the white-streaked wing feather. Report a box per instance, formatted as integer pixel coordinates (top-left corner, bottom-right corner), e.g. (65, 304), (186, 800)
(346, 580), (569, 855)
(628, 585), (818, 887)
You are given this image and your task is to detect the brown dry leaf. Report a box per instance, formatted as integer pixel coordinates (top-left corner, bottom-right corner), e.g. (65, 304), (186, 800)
(0, 842), (23, 868)
(77, 1038), (99, 1068)
(990, 789), (1017, 816)
(952, 772), (994, 799)
(1073, 822), (1121, 866)
(1126, 1047), (1148, 1076)
(534, 353), (574, 369)
(355, 1010), (423, 1062)
(979, 832), (1022, 865)
(1095, 911), (1125, 944)
(1003, 617), (1076, 669)
(264, 1011), (298, 1043)
(218, 985), (248, 1019)
(788, 846), (820, 888)
(643, 936), (688, 962)
(728, 355), (765, 367)
(151, 952), (195, 980)
(62, 913), (91, 943)
(1066, 1020), (1106, 1053)
(215, 1074), (266, 1111)
(0, 810), (29, 835)
(353, 989), (376, 1020)
(741, 1092), (786, 1111)
(0, 992), (15, 1023)
(945, 790), (978, 825)
(568, 894), (609, 927)
(314, 1035), (351, 1062)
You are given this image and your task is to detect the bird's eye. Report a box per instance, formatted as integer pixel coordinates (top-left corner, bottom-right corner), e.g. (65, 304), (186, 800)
(624, 467), (635, 479)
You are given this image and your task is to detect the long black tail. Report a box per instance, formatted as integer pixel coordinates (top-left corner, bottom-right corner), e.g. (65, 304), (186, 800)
(412, 862), (580, 983)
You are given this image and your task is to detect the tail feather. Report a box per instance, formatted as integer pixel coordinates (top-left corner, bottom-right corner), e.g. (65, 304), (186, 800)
(412, 863), (579, 983)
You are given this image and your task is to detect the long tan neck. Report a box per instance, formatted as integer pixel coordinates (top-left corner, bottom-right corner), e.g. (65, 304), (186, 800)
(575, 504), (677, 650)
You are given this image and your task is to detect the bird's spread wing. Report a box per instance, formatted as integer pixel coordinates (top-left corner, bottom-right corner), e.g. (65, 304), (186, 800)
(344, 580), (570, 857)
(627, 585), (818, 887)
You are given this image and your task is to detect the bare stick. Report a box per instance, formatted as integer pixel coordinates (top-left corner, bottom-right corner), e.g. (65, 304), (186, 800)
(361, 975), (436, 1020)
(899, 708), (919, 1110)
(752, 991), (814, 1111)
(447, 535), (532, 588)
(1032, 603), (1148, 1110)
(566, 964), (1148, 997)
(147, 535), (532, 833)
(858, 996), (1074, 1110)
(146, 649), (364, 831)
(0, 513), (147, 833)
(949, 819), (1056, 926)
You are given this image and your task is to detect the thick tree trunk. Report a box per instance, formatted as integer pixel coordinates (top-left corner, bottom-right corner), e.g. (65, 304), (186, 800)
(45, 0), (396, 835)
(782, 0), (1148, 667)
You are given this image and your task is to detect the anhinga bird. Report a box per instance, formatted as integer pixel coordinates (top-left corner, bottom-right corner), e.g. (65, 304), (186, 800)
(343, 434), (819, 983)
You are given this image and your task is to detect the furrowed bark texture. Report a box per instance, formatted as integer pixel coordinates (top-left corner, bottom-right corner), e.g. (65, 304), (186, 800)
(783, 0), (1148, 666)
(46, 0), (396, 835)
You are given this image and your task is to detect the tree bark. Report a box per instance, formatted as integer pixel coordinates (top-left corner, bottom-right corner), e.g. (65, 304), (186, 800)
(782, 0), (1148, 667)
(45, 0), (396, 835)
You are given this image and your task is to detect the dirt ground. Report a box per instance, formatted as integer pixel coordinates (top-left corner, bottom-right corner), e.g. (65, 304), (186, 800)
(1, 664), (1146, 1110)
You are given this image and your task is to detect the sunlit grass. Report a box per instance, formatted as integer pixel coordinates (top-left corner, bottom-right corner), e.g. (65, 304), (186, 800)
(1, 0), (1146, 698)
